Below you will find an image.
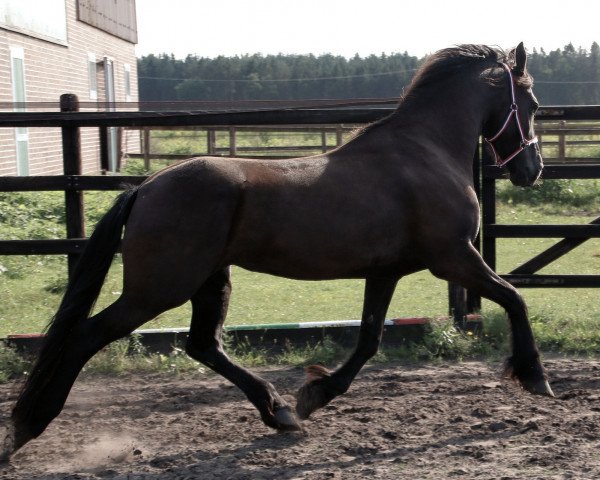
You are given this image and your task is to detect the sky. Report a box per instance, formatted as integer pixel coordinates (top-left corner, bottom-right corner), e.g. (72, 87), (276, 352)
(135, 0), (599, 60)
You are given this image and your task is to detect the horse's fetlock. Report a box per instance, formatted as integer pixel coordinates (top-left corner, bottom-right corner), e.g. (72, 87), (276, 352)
(505, 352), (545, 383)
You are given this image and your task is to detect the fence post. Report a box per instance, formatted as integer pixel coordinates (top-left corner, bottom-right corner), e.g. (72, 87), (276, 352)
(558, 121), (566, 161)
(229, 127), (237, 156)
(481, 138), (497, 273)
(467, 143), (482, 314)
(448, 145), (482, 330)
(479, 131), (498, 327)
(142, 127), (151, 170)
(448, 283), (468, 330)
(116, 126), (123, 172)
(207, 128), (216, 155)
(336, 126), (343, 146)
(321, 130), (328, 153)
(99, 126), (109, 172)
(60, 93), (85, 278)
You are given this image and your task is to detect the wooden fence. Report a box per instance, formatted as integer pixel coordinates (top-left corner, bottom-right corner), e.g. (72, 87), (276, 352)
(0, 95), (599, 326)
(128, 125), (353, 167)
(127, 119), (600, 169)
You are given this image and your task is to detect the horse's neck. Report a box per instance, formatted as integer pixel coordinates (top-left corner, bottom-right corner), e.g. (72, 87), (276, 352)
(337, 79), (489, 172)
(391, 81), (488, 159)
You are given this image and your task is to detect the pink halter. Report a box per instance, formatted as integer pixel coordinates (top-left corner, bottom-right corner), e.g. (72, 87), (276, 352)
(484, 63), (538, 167)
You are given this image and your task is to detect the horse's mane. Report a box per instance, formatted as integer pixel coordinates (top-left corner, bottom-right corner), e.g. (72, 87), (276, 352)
(350, 44), (532, 139)
(404, 44), (533, 98)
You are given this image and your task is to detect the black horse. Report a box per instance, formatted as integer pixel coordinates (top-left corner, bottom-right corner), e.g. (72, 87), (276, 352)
(2, 43), (552, 462)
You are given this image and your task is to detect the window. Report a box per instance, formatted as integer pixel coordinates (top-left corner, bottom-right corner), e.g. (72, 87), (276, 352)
(10, 46), (29, 176)
(123, 63), (132, 101)
(88, 52), (98, 100)
(0, 0), (67, 44)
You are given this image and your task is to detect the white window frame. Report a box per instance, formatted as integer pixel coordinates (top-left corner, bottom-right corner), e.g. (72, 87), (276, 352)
(123, 63), (132, 102)
(10, 46), (29, 176)
(88, 52), (98, 100)
(10, 46), (25, 108)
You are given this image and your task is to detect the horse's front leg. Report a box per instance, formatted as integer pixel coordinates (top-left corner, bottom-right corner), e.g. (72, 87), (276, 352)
(428, 242), (553, 396)
(296, 276), (398, 419)
(185, 268), (301, 431)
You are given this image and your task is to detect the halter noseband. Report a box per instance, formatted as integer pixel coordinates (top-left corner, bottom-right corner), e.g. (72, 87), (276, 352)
(484, 63), (538, 167)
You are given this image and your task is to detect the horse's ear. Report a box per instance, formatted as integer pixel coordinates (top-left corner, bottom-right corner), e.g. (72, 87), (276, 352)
(513, 42), (527, 76)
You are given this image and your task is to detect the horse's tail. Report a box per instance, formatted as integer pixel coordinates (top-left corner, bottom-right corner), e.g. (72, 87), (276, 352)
(12, 186), (139, 440)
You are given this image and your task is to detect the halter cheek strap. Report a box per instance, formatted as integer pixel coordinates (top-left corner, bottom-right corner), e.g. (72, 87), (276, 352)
(484, 63), (538, 167)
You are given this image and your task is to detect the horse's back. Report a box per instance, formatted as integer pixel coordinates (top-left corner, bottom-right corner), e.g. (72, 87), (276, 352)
(122, 152), (474, 281)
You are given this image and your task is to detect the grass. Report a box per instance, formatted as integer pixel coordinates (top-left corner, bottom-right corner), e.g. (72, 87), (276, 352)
(3, 198), (598, 351)
(1, 150), (599, 357)
(1, 129), (598, 382)
(0, 315), (511, 382)
(488, 180), (600, 353)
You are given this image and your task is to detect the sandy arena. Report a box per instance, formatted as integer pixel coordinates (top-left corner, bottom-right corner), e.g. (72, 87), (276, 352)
(1, 357), (599, 479)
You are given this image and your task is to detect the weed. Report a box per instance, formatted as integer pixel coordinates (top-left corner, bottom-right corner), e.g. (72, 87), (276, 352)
(154, 346), (205, 375)
(230, 338), (270, 367)
(0, 342), (30, 382)
(83, 339), (131, 375)
(120, 159), (151, 176)
(276, 337), (348, 366)
(43, 275), (69, 295)
(479, 312), (510, 352)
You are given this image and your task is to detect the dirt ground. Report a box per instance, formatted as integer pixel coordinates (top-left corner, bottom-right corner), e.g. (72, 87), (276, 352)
(1, 357), (599, 479)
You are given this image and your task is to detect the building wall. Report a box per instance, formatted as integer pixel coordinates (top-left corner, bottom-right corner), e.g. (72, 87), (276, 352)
(0, 0), (139, 176)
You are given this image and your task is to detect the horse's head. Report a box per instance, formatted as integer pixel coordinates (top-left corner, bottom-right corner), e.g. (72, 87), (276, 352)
(484, 42), (543, 187)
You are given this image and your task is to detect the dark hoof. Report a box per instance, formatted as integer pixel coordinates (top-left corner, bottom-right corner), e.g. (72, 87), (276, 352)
(522, 379), (555, 397)
(296, 380), (330, 420)
(273, 406), (302, 432)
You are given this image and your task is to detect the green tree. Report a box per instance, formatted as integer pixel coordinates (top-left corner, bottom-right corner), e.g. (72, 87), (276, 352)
(137, 44), (600, 105)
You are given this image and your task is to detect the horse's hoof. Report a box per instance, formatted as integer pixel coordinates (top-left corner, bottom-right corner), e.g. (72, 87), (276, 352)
(523, 379), (555, 397)
(274, 407), (302, 432)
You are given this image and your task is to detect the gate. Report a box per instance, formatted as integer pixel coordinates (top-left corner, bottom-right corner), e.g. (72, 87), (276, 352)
(450, 106), (600, 327)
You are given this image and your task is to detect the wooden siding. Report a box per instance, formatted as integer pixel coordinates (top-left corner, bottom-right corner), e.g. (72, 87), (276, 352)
(77, 0), (138, 44)
(0, 0), (138, 176)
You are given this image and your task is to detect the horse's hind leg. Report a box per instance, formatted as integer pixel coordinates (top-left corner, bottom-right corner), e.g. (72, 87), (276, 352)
(9, 296), (160, 453)
(428, 242), (553, 396)
(185, 267), (301, 431)
(296, 276), (398, 419)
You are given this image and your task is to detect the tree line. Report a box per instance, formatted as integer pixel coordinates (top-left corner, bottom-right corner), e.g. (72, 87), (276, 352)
(138, 43), (600, 105)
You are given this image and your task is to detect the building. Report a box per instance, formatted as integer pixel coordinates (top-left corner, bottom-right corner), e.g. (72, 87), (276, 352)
(0, 0), (139, 176)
